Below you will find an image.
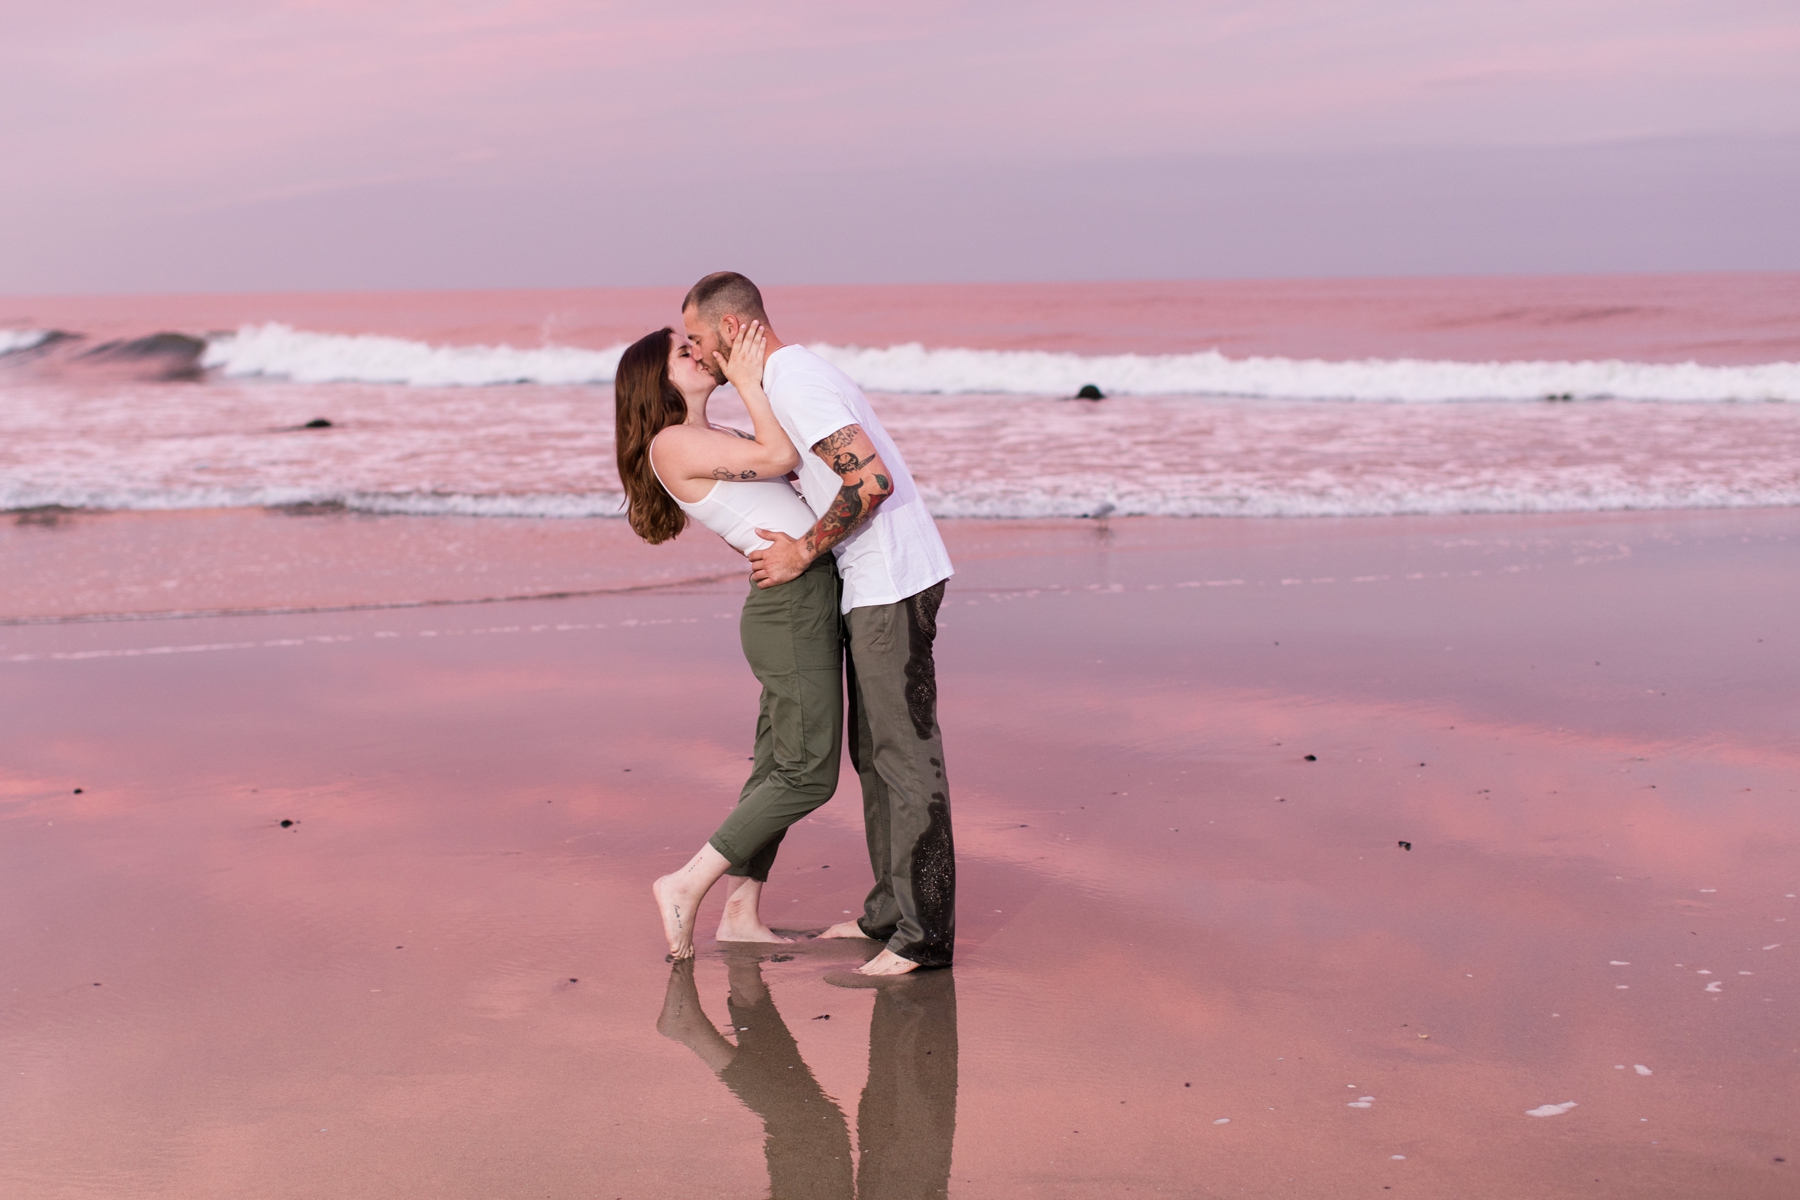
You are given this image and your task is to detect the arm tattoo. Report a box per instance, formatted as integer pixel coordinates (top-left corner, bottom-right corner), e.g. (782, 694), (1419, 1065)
(800, 425), (893, 560)
(830, 450), (875, 477)
(811, 425), (863, 456)
(712, 467), (758, 480)
(723, 427), (756, 441)
(803, 479), (866, 559)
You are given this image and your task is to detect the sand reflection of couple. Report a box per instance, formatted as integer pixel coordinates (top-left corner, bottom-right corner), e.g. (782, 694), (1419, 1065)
(658, 954), (958, 1200)
(615, 272), (957, 976)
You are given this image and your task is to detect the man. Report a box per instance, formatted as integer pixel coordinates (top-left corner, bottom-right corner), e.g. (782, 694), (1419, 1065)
(683, 271), (956, 976)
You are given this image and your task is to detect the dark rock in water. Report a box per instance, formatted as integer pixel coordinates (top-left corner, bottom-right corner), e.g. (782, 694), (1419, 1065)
(302, 418), (333, 429)
(1304, 754), (1317, 761)
(1076, 384), (1105, 400)
(1398, 840), (1412, 851)
(272, 500), (347, 517)
(1543, 392), (1574, 402)
(73, 787), (83, 794)
(87, 332), (205, 359)
(279, 819), (295, 828)
(78, 332), (207, 381)
(14, 505), (82, 528)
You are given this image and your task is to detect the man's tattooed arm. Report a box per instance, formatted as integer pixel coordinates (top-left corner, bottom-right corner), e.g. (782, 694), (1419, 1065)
(799, 424), (893, 560)
(812, 426), (861, 455)
(803, 478), (866, 559)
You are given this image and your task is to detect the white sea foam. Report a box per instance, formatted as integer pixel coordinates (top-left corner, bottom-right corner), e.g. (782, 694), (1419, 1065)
(0, 329), (54, 356)
(6, 374), (1799, 520)
(813, 343), (1800, 401)
(1526, 1102), (1578, 1117)
(197, 324), (1800, 401)
(203, 324), (624, 386)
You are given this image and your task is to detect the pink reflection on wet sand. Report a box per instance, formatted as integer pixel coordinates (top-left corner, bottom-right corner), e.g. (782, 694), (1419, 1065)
(1, 510), (1796, 1197)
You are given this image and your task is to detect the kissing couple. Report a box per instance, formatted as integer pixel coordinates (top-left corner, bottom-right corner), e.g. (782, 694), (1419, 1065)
(614, 272), (956, 976)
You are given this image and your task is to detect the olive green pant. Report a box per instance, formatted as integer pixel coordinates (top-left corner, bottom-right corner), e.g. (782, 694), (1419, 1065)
(846, 581), (956, 968)
(710, 555), (843, 880)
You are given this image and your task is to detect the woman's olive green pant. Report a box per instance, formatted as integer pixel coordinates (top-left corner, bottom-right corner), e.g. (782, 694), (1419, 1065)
(709, 555), (843, 881)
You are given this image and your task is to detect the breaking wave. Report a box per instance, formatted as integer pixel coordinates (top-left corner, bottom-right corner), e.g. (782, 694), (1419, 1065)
(197, 324), (1800, 401)
(817, 344), (1800, 402)
(202, 324), (622, 387)
(0, 329), (56, 356)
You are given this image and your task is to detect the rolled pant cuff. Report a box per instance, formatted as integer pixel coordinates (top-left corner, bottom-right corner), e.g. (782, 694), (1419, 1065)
(709, 834), (765, 879)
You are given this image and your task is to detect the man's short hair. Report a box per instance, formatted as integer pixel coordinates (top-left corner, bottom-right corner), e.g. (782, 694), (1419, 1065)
(683, 271), (768, 326)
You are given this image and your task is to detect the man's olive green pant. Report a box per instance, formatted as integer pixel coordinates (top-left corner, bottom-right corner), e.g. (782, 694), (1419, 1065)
(709, 555), (843, 881)
(845, 580), (956, 968)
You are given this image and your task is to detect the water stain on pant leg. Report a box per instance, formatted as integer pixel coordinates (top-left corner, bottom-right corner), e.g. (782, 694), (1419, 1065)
(903, 582), (945, 740)
(897, 794), (956, 967)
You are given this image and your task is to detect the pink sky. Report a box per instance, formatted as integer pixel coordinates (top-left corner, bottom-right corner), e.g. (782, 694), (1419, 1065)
(3, 1), (1797, 293)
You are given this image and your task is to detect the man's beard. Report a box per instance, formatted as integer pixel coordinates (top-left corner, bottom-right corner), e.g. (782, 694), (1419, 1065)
(704, 327), (729, 384)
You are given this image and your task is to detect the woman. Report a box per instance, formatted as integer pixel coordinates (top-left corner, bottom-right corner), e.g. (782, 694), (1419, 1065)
(614, 322), (842, 960)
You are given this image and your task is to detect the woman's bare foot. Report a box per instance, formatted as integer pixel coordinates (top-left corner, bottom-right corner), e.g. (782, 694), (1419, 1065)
(652, 844), (733, 959)
(714, 877), (791, 944)
(652, 874), (702, 960)
(858, 948), (921, 976)
(817, 919), (875, 940)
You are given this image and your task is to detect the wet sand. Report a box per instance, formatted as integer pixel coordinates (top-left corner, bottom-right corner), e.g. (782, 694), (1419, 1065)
(2, 509), (1796, 1197)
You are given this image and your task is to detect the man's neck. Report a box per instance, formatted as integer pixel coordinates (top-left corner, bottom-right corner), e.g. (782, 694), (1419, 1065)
(760, 328), (788, 356)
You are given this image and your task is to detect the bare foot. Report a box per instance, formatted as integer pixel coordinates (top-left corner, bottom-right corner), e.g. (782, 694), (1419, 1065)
(716, 918), (791, 943)
(651, 844), (733, 960)
(651, 874), (701, 959)
(859, 949), (921, 976)
(817, 919), (875, 940)
(715, 877), (792, 944)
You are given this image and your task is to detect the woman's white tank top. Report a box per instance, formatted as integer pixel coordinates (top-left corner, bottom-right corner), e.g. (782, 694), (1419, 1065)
(649, 432), (817, 555)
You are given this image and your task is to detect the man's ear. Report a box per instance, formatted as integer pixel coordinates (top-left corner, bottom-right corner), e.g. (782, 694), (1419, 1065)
(719, 313), (741, 340)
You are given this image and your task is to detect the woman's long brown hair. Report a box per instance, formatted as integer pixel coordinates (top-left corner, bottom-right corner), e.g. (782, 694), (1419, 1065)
(614, 327), (690, 544)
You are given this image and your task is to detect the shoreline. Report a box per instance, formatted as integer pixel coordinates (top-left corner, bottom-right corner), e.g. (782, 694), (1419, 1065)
(5, 505), (1797, 627)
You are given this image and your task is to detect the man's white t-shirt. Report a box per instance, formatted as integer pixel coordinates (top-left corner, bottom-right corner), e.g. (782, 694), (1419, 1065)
(761, 345), (953, 613)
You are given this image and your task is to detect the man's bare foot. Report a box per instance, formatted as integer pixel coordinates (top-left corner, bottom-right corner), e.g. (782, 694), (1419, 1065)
(652, 874), (703, 960)
(818, 919), (875, 940)
(715, 877), (792, 944)
(859, 949), (921, 976)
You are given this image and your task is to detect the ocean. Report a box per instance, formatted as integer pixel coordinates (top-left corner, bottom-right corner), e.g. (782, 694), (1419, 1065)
(4, 274), (1798, 521)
